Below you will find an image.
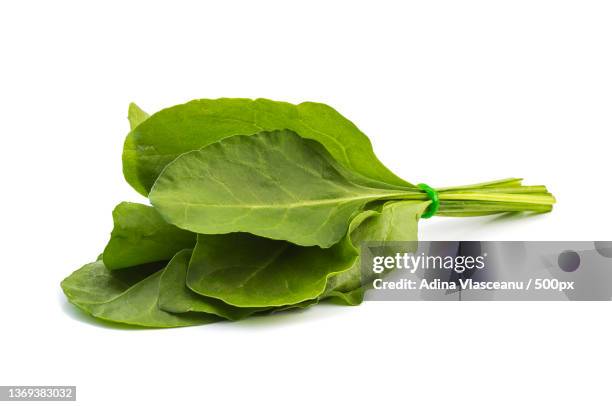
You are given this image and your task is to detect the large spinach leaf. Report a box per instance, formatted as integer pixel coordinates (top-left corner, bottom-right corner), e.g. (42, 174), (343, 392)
(186, 232), (355, 308)
(123, 98), (411, 196)
(149, 130), (415, 248)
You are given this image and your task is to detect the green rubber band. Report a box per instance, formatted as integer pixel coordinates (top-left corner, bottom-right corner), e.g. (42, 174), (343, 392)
(417, 183), (440, 219)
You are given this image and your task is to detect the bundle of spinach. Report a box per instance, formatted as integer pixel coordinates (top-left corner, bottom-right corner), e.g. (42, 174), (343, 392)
(61, 98), (556, 328)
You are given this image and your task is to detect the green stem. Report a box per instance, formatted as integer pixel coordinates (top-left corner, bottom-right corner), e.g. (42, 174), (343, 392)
(392, 178), (556, 217)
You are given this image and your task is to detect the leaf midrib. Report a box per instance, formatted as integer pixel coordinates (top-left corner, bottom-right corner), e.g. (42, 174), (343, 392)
(158, 191), (409, 210)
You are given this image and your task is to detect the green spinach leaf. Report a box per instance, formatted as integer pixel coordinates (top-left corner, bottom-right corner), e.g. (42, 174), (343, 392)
(102, 202), (196, 270)
(123, 98), (411, 196)
(61, 260), (217, 328)
(186, 231), (355, 308)
(127, 102), (150, 130)
(184, 201), (421, 308)
(158, 249), (265, 320)
(150, 130), (414, 247)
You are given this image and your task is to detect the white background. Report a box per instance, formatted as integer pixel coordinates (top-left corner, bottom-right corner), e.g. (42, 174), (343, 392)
(1, 1), (611, 406)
